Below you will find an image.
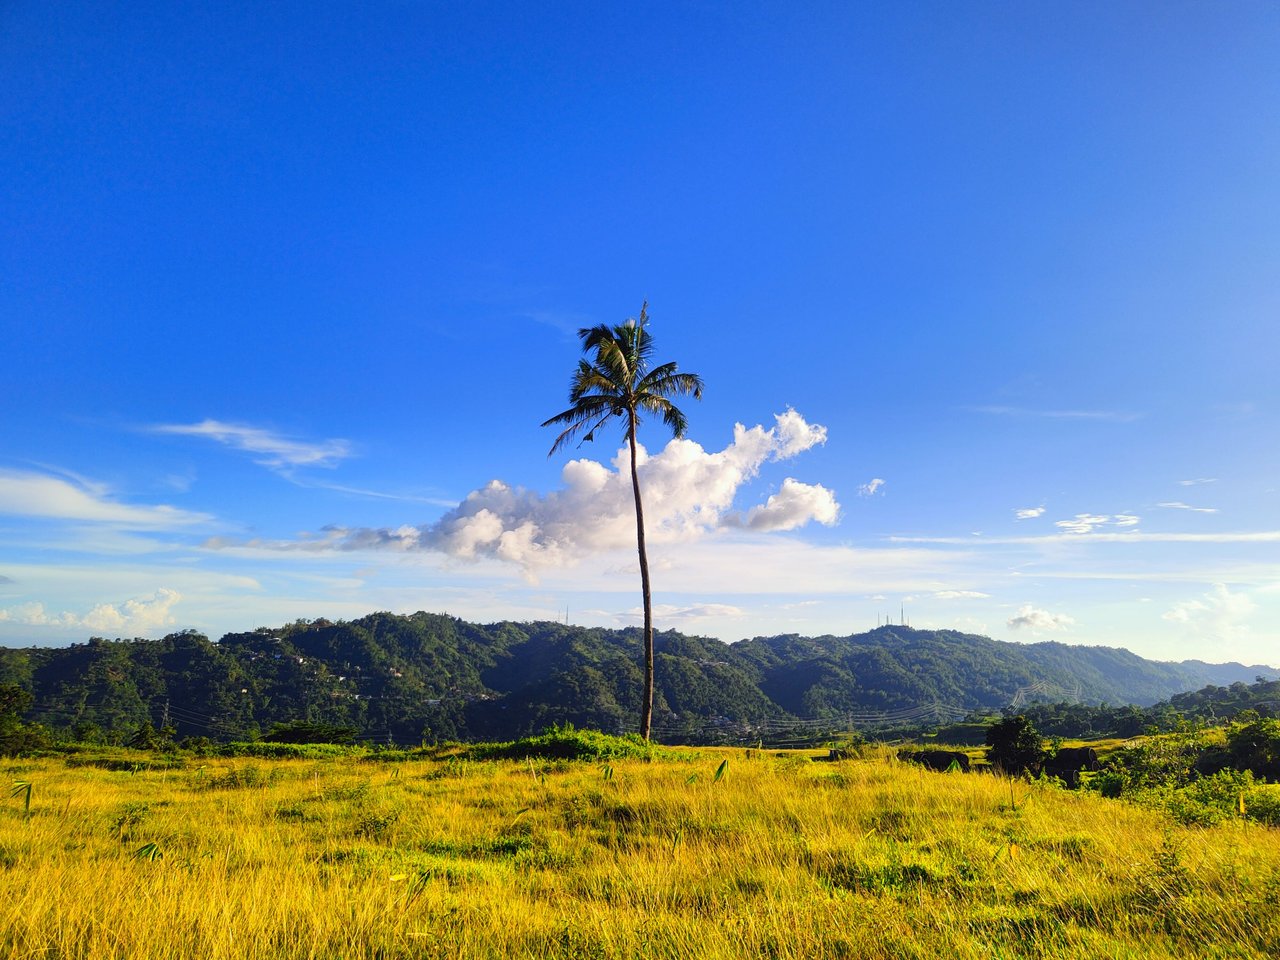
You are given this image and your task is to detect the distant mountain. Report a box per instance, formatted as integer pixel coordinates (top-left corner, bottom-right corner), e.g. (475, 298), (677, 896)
(1, 614), (1274, 745)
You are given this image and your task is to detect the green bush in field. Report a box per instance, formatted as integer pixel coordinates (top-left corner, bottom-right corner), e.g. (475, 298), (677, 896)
(218, 741), (357, 760)
(465, 726), (661, 761)
(985, 715), (1045, 774)
(1244, 785), (1280, 826)
(1163, 769), (1255, 826)
(1227, 718), (1280, 780)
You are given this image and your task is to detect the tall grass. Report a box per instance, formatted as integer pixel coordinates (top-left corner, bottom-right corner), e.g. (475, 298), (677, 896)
(2, 746), (1277, 959)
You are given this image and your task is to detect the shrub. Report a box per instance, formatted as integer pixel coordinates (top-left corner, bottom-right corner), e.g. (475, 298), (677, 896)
(1244, 785), (1280, 826)
(985, 715), (1044, 775)
(1227, 718), (1280, 780)
(466, 726), (662, 762)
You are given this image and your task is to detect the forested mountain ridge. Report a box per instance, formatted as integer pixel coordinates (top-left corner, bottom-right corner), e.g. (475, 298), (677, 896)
(1, 613), (1274, 745)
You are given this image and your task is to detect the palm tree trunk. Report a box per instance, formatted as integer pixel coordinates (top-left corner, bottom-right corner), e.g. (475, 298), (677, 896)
(627, 407), (654, 740)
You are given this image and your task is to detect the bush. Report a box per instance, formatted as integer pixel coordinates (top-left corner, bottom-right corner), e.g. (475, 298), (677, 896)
(1244, 785), (1280, 826)
(1227, 718), (1280, 780)
(218, 741), (357, 759)
(985, 715), (1044, 775)
(1164, 770), (1255, 827)
(260, 722), (357, 745)
(465, 726), (662, 762)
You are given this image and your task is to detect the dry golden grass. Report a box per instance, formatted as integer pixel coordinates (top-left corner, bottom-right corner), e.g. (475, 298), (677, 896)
(2, 747), (1278, 959)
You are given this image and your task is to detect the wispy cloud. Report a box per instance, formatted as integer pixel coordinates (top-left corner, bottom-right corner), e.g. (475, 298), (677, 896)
(518, 309), (596, 338)
(970, 405), (1143, 423)
(0, 588), (182, 634)
(296, 480), (459, 507)
(933, 590), (990, 600)
(151, 420), (351, 471)
(858, 478), (885, 497)
(620, 602), (745, 624)
(1014, 506), (1045, 520)
(1162, 583), (1255, 642)
(891, 530), (1280, 545)
(1007, 604), (1075, 632)
(1178, 478), (1217, 486)
(1054, 513), (1140, 535)
(1158, 501), (1218, 514)
(206, 410), (837, 570)
(0, 469), (212, 529)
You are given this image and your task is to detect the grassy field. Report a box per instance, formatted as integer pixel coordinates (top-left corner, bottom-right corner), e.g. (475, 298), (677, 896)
(2, 744), (1278, 959)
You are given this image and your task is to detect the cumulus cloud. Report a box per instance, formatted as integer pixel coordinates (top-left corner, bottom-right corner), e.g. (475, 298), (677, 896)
(0, 589), (181, 634)
(933, 590), (990, 600)
(1158, 501), (1218, 514)
(1054, 513), (1140, 535)
(0, 469), (212, 529)
(746, 478), (839, 532)
(209, 411), (837, 571)
(1162, 583), (1255, 641)
(1015, 507), (1045, 520)
(152, 419), (351, 470)
(1007, 605), (1075, 632)
(858, 478), (885, 496)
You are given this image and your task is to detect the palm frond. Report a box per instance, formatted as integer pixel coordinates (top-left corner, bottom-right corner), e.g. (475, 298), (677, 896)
(546, 409), (619, 455)
(636, 394), (690, 439)
(546, 302), (698, 452)
(638, 366), (703, 400)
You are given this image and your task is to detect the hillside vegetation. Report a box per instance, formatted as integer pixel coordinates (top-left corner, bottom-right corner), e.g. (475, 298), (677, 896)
(3, 742), (1278, 959)
(1, 613), (1275, 746)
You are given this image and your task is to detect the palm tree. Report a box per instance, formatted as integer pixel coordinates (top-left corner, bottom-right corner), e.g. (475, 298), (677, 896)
(542, 303), (703, 740)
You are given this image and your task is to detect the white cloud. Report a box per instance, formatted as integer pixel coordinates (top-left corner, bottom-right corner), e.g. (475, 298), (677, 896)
(1015, 506), (1045, 520)
(1178, 478), (1217, 486)
(1158, 501), (1218, 514)
(1054, 513), (1140, 535)
(621, 602), (745, 624)
(1162, 584), (1256, 641)
(858, 478), (885, 496)
(892, 530), (1280, 546)
(1007, 605), (1076, 632)
(152, 419), (351, 470)
(208, 410), (838, 570)
(1054, 514), (1111, 534)
(746, 478), (839, 532)
(0, 588), (182, 635)
(0, 469), (212, 529)
(933, 590), (990, 600)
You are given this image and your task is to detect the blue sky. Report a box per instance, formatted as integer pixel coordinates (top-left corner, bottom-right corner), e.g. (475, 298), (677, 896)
(3, 2), (1278, 666)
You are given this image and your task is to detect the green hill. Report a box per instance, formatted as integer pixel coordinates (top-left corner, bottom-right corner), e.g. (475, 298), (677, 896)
(1, 613), (1274, 745)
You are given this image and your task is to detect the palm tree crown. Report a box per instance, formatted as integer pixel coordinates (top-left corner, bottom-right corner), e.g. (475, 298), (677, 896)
(541, 303), (702, 739)
(542, 306), (703, 455)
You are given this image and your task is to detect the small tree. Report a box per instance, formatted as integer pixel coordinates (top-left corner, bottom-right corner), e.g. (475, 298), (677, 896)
(1227, 717), (1280, 781)
(0, 684), (48, 756)
(986, 714), (1045, 775)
